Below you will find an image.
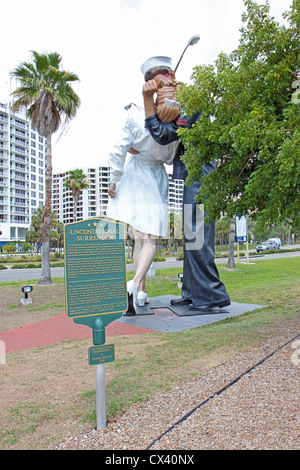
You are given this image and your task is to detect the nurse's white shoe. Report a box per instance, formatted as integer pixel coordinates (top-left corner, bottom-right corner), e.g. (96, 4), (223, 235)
(124, 280), (137, 316)
(136, 291), (148, 307)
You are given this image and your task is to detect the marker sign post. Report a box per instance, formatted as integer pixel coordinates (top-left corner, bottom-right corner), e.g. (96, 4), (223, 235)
(64, 218), (127, 429)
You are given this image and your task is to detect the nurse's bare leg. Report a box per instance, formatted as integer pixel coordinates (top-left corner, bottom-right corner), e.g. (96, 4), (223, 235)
(132, 229), (157, 293)
(135, 237), (156, 292)
(133, 236), (143, 277)
(132, 233), (147, 292)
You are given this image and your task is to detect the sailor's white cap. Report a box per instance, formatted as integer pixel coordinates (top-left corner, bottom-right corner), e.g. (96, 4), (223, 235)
(141, 56), (172, 76)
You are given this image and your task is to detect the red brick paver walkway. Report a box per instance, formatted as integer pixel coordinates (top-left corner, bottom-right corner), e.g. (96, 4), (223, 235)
(0, 314), (156, 353)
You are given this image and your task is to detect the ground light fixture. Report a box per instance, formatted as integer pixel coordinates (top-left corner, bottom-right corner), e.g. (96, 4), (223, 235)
(21, 285), (33, 305)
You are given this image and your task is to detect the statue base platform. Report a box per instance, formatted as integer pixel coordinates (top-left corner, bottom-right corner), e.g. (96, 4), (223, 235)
(119, 295), (265, 333)
(134, 295), (230, 316)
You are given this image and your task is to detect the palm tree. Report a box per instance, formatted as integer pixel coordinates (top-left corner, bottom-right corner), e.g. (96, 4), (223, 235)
(10, 51), (80, 284)
(63, 169), (89, 222)
(27, 206), (58, 253)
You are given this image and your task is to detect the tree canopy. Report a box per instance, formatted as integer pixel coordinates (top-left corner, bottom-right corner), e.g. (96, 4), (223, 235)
(177, 0), (299, 230)
(10, 51), (80, 137)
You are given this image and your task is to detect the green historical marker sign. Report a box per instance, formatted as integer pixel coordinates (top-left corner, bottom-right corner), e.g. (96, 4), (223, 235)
(64, 218), (127, 319)
(64, 218), (127, 430)
(88, 344), (115, 366)
(64, 218), (128, 345)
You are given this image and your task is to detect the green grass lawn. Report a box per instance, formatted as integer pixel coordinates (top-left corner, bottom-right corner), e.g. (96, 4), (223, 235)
(1, 256), (299, 448)
(129, 256), (300, 305)
(85, 257), (300, 423)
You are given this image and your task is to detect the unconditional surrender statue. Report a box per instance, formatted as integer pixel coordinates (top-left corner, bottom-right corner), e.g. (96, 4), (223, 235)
(142, 55), (231, 312)
(106, 61), (179, 316)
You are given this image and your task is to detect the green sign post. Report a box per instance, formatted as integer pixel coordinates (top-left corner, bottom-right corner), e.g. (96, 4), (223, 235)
(64, 218), (127, 429)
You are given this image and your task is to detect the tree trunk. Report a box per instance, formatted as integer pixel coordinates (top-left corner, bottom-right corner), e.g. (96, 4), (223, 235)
(39, 134), (52, 285)
(73, 194), (79, 223)
(226, 216), (236, 270)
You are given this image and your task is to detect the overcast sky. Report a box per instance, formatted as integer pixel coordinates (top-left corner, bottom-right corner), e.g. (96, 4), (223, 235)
(0, 0), (292, 173)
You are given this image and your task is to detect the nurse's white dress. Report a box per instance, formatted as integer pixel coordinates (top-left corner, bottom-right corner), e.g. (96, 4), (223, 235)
(106, 107), (178, 237)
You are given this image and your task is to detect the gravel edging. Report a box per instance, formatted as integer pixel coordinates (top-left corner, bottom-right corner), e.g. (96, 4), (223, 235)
(54, 322), (300, 451)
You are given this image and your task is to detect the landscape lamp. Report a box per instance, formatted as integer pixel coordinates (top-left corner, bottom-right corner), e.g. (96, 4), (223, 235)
(21, 285), (33, 304)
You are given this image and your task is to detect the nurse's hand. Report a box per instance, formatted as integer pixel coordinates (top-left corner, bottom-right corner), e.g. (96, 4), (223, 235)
(108, 183), (116, 198)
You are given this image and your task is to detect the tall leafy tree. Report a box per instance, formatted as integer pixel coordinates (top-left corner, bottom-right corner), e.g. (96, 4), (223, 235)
(10, 51), (80, 284)
(63, 169), (89, 222)
(176, 0), (299, 230)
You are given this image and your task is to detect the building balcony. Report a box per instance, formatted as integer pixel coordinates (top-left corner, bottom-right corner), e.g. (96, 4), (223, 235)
(10, 217), (28, 224)
(12, 202), (26, 207)
(13, 155), (27, 163)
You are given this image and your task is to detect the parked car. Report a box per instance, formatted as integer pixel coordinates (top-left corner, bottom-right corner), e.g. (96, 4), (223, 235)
(256, 241), (277, 252)
(266, 238), (281, 248)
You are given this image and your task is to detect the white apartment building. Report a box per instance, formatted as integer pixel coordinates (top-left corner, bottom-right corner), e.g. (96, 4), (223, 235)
(168, 174), (184, 214)
(0, 101), (47, 247)
(52, 167), (183, 225)
(52, 166), (110, 224)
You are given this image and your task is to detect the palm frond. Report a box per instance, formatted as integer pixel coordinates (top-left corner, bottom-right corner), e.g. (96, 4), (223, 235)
(47, 52), (62, 69)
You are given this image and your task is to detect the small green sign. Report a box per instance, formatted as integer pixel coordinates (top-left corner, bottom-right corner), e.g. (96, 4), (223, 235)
(64, 218), (128, 320)
(89, 344), (115, 366)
